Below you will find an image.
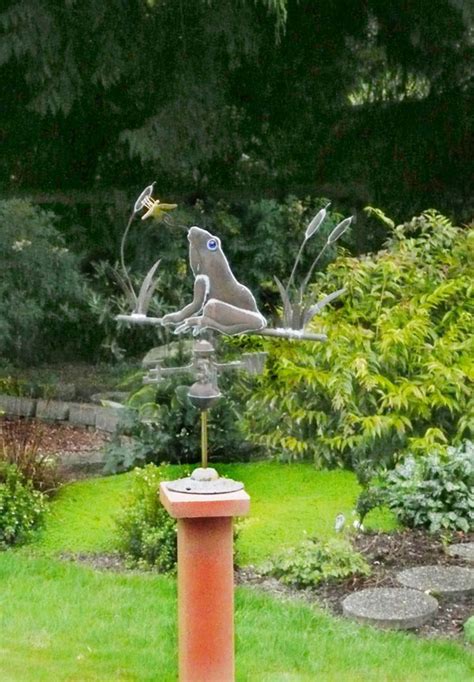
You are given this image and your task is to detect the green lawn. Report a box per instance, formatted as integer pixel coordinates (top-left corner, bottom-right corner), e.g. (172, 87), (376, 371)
(0, 553), (472, 681)
(32, 462), (396, 564)
(1, 463), (471, 681)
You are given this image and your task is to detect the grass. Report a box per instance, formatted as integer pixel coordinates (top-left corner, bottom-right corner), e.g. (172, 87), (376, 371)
(0, 552), (472, 681)
(31, 462), (396, 564)
(33, 473), (133, 555)
(3, 463), (471, 680)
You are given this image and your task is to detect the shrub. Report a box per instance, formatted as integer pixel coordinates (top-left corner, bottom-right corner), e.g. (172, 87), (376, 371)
(357, 442), (474, 533)
(261, 537), (370, 588)
(115, 464), (177, 571)
(243, 210), (473, 473)
(0, 463), (47, 548)
(105, 373), (256, 473)
(0, 199), (87, 364)
(0, 419), (61, 494)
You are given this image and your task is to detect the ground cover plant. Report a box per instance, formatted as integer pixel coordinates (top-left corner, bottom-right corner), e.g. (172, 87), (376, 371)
(261, 536), (370, 588)
(0, 361), (140, 401)
(358, 441), (474, 532)
(243, 211), (473, 477)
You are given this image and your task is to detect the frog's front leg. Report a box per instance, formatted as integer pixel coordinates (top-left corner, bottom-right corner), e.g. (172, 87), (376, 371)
(162, 275), (209, 326)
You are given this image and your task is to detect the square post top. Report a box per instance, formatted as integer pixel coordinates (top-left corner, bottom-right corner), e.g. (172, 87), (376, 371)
(159, 481), (250, 519)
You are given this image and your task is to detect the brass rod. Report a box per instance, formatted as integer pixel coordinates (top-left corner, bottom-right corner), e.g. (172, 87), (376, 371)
(201, 410), (208, 468)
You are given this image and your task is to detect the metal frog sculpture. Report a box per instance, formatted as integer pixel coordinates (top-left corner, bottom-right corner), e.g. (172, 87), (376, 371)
(162, 226), (266, 336)
(117, 184), (351, 342)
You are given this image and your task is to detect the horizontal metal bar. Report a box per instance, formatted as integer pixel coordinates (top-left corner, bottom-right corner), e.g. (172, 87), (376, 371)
(255, 328), (327, 342)
(116, 314), (163, 325)
(116, 314), (327, 341)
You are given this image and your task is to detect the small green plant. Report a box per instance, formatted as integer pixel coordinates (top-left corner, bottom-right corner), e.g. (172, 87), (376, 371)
(115, 464), (177, 571)
(357, 442), (474, 532)
(261, 537), (370, 588)
(0, 463), (47, 548)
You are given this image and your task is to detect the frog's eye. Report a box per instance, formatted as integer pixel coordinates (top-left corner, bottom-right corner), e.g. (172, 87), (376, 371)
(207, 238), (218, 251)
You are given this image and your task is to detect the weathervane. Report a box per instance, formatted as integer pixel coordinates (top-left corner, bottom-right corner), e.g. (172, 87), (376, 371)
(117, 183), (352, 492)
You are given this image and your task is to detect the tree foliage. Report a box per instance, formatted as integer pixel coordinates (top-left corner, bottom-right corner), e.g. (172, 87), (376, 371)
(0, 1), (472, 218)
(242, 210), (474, 474)
(0, 200), (87, 363)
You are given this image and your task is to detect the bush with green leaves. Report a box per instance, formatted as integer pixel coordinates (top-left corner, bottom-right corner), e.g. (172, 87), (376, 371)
(115, 464), (177, 572)
(358, 442), (474, 533)
(0, 463), (47, 548)
(243, 210), (473, 474)
(0, 199), (87, 364)
(261, 537), (370, 588)
(105, 371), (256, 473)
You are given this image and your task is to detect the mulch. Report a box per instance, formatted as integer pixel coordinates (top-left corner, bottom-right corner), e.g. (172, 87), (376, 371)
(0, 417), (108, 455)
(236, 530), (474, 640)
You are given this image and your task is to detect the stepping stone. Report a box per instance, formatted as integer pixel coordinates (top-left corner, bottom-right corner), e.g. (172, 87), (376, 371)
(397, 565), (474, 598)
(447, 543), (474, 563)
(342, 588), (438, 629)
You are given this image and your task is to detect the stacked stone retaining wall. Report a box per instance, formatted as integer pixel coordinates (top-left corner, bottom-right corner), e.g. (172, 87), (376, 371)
(0, 394), (122, 433)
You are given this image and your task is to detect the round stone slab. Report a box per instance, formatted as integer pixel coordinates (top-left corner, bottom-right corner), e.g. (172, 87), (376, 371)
(397, 565), (474, 598)
(447, 542), (474, 563)
(342, 588), (438, 629)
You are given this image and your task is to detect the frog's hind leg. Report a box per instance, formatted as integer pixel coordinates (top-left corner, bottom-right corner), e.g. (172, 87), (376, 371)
(179, 299), (266, 336)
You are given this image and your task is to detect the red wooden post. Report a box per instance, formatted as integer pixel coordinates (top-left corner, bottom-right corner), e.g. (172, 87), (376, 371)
(160, 484), (250, 682)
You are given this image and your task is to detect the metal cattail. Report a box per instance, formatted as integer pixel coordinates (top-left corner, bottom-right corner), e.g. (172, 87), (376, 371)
(285, 205), (329, 294)
(300, 215), (353, 299)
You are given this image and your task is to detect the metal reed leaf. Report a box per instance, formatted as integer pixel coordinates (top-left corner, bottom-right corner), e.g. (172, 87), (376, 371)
(136, 259), (161, 314)
(299, 242), (329, 303)
(327, 216), (353, 245)
(305, 206), (328, 240)
(291, 301), (304, 329)
(274, 275), (293, 327)
(303, 287), (346, 327)
(109, 263), (138, 308)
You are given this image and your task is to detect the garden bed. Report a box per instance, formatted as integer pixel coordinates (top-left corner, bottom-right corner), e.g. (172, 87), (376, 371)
(238, 530), (474, 640)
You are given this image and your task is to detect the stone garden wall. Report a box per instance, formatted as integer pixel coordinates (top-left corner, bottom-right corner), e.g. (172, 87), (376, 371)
(0, 394), (121, 433)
